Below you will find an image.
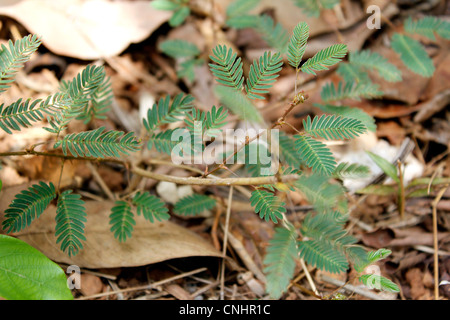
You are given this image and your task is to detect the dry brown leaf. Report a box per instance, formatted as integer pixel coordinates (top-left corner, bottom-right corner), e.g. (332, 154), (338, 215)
(0, 0), (171, 59)
(369, 46), (430, 105)
(0, 183), (222, 268)
(15, 155), (80, 189)
(0, 165), (28, 188)
(361, 228), (395, 248)
(376, 121), (406, 146)
(405, 268), (432, 300)
(79, 273), (105, 297)
(362, 227), (450, 248)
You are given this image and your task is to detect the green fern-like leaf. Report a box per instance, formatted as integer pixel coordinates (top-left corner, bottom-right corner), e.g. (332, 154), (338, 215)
(359, 274), (400, 293)
(226, 15), (261, 29)
(301, 212), (348, 241)
(0, 94), (65, 134)
(294, 174), (344, 213)
(0, 34), (41, 94)
(226, 0), (260, 19)
(177, 58), (203, 82)
(279, 132), (302, 169)
(293, 0), (320, 17)
(367, 248), (392, 264)
(349, 50), (402, 82)
(184, 108), (205, 135)
(209, 45), (244, 90)
(143, 93), (194, 132)
(159, 39), (200, 59)
(132, 191), (170, 223)
(263, 227), (298, 299)
(303, 115), (367, 140)
(287, 22), (309, 69)
(245, 51), (283, 100)
(54, 127), (141, 158)
(315, 103), (377, 132)
(404, 16), (450, 40)
(45, 65), (112, 133)
(256, 15), (289, 53)
(184, 106), (228, 138)
(148, 129), (179, 155)
(293, 0), (340, 17)
(294, 135), (336, 175)
(298, 239), (349, 273)
(55, 190), (87, 257)
(333, 162), (371, 179)
(169, 6), (190, 27)
(351, 248), (393, 273)
(59, 65), (109, 111)
(204, 105), (228, 137)
(320, 81), (383, 102)
(250, 189), (286, 223)
(302, 211), (356, 244)
(85, 79), (113, 123)
(151, 0), (180, 11)
(2, 182), (56, 233)
(347, 246), (370, 272)
(300, 44), (347, 75)
(109, 201), (135, 242)
(153, 1), (191, 28)
(174, 194), (216, 216)
(336, 63), (370, 83)
(391, 33), (435, 78)
(214, 86), (264, 123)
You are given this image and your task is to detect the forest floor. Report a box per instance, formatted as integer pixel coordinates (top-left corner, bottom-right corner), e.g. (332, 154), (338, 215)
(0, 0), (449, 301)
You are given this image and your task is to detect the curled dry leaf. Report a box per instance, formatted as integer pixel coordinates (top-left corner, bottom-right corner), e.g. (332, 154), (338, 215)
(362, 227), (450, 248)
(0, 0), (172, 59)
(0, 183), (221, 269)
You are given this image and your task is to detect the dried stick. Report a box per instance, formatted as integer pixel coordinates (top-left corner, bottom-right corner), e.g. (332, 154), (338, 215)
(220, 186), (233, 300)
(431, 186), (448, 300)
(319, 274), (389, 300)
(76, 267), (207, 300)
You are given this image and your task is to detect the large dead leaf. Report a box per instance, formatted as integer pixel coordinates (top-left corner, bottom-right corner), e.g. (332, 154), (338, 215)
(0, 183), (222, 269)
(0, 0), (171, 59)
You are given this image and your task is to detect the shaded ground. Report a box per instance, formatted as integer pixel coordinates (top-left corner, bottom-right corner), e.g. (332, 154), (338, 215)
(0, 0), (449, 300)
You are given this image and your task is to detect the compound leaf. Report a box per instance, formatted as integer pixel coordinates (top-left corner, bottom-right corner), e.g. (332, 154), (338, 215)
(263, 227), (298, 299)
(109, 200), (135, 243)
(2, 182), (56, 233)
(250, 189), (286, 223)
(287, 22), (309, 69)
(55, 190), (87, 257)
(132, 191), (170, 223)
(300, 44), (347, 75)
(54, 127), (141, 158)
(303, 115), (367, 140)
(174, 194), (216, 216)
(391, 33), (434, 78)
(294, 135), (336, 175)
(245, 51), (283, 100)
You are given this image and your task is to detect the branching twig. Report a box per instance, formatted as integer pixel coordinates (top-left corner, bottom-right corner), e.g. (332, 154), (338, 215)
(132, 166), (300, 186)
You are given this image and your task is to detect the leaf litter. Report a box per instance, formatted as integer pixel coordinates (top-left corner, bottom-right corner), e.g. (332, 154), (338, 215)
(0, 0), (449, 300)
